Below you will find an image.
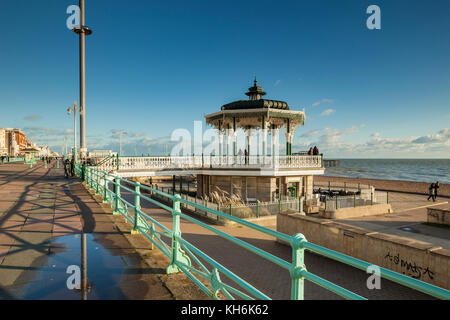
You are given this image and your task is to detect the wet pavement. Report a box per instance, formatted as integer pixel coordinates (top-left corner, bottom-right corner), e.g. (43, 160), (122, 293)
(0, 161), (195, 300)
(1, 234), (164, 300)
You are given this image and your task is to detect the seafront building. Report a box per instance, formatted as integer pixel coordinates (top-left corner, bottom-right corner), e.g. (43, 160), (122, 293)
(0, 127), (53, 157)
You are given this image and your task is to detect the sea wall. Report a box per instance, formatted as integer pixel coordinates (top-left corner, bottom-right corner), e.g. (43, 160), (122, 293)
(315, 176), (450, 198)
(427, 207), (450, 226)
(277, 212), (450, 290)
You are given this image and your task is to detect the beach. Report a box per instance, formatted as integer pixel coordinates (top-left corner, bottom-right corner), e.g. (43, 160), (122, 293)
(315, 175), (450, 198)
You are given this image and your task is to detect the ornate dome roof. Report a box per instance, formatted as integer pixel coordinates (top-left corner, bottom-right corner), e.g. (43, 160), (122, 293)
(221, 78), (290, 111)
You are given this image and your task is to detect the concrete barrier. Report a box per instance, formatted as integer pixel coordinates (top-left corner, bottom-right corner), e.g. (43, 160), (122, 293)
(320, 203), (393, 219)
(277, 212), (450, 290)
(427, 207), (450, 226)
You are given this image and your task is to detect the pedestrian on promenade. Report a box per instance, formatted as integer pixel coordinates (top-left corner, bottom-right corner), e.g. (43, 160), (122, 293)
(427, 183), (435, 201)
(64, 159), (70, 179)
(70, 158), (75, 177)
(433, 182), (440, 202)
(313, 146), (319, 155)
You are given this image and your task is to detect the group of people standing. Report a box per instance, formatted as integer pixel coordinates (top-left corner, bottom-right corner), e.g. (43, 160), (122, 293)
(307, 146), (320, 155)
(63, 157), (75, 179)
(0, 156), (10, 163)
(427, 181), (440, 202)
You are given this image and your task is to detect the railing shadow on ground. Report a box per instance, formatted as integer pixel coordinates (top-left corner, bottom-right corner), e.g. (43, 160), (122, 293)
(78, 164), (450, 300)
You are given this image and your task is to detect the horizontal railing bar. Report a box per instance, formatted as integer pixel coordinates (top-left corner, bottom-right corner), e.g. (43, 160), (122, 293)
(177, 198), (293, 243)
(178, 214), (291, 271)
(304, 242), (450, 300)
(301, 271), (366, 300)
(179, 237), (271, 300)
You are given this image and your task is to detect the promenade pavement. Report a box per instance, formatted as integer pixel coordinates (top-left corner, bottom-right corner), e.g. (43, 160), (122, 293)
(0, 161), (203, 300)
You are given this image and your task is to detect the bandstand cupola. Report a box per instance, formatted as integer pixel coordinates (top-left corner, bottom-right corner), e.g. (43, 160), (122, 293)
(205, 79), (306, 157)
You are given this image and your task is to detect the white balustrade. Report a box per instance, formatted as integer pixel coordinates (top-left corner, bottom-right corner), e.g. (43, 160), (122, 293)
(97, 155), (323, 171)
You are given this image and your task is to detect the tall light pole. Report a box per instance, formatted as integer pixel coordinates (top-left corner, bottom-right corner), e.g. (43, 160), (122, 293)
(72, 0), (92, 159)
(113, 130), (128, 156)
(67, 102), (79, 162)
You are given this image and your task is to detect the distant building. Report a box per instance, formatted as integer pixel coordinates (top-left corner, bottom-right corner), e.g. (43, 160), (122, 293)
(88, 150), (117, 158)
(0, 128), (32, 157)
(0, 128), (7, 156)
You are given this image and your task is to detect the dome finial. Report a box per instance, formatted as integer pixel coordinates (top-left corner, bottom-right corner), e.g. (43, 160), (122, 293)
(254, 76), (258, 86)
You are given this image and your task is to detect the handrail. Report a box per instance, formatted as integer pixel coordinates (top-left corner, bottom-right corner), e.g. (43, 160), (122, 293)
(77, 164), (450, 300)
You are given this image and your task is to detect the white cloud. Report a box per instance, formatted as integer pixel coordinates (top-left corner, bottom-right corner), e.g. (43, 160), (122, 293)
(320, 109), (335, 116)
(312, 98), (334, 107)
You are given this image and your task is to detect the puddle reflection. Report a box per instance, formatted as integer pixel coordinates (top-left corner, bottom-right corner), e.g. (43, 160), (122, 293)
(4, 233), (143, 300)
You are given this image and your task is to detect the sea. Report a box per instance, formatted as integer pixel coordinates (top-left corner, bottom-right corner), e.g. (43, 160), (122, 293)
(324, 159), (450, 184)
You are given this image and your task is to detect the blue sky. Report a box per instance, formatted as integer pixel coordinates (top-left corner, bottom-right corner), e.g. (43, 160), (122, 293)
(0, 0), (449, 158)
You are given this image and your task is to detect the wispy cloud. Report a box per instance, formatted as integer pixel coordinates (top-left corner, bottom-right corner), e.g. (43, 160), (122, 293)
(311, 98), (334, 108)
(24, 115), (41, 122)
(320, 109), (335, 116)
(274, 80), (281, 87)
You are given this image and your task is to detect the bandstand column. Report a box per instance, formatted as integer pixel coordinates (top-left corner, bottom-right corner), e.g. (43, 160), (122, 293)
(218, 129), (223, 158)
(285, 131), (293, 156)
(271, 125), (278, 166)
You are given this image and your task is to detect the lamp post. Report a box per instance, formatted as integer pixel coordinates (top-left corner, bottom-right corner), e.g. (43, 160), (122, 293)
(72, 0), (92, 159)
(113, 130), (127, 156)
(67, 102), (79, 163)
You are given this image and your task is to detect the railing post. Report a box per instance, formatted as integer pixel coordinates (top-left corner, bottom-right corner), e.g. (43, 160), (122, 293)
(102, 172), (109, 204)
(113, 177), (121, 215)
(387, 192), (389, 204)
(96, 168), (100, 195)
(167, 194), (191, 274)
(336, 195), (339, 210)
(116, 154), (119, 171)
(256, 201), (260, 218)
(325, 196), (327, 211)
(300, 196), (304, 213)
(290, 233), (306, 300)
(278, 198), (281, 214)
(353, 194), (356, 208)
(132, 182), (141, 234)
(89, 168), (93, 189)
(371, 192), (373, 205)
(229, 203), (232, 216)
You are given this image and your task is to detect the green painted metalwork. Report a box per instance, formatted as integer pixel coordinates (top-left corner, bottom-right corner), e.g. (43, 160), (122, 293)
(75, 165), (450, 301)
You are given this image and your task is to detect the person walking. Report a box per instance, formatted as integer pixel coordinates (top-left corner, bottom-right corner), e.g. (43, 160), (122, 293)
(427, 183), (435, 201)
(64, 159), (70, 179)
(70, 158), (75, 177)
(433, 182), (440, 202)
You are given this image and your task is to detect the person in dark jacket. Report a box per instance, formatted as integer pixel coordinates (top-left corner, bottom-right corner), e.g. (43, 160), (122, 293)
(427, 183), (435, 201)
(313, 146), (319, 155)
(64, 159), (70, 179)
(433, 182), (440, 202)
(70, 158), (75, 177)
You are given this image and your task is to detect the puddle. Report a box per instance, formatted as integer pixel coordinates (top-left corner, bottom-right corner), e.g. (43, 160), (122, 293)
(2, 234), (143, 300)
(399, 227), (420, 233)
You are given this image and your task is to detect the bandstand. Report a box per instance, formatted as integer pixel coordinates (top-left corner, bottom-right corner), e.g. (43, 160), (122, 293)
(199, 79), (325, 202)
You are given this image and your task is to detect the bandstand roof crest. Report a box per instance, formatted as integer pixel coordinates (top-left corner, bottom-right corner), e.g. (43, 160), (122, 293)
(205, 79), (305, 130)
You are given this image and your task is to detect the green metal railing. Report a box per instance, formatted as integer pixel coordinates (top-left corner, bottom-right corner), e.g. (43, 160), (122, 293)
(77, 164), (450, 300)
(2, 157), (25, 163)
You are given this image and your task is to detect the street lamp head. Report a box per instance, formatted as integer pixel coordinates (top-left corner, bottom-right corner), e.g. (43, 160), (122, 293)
(67, 107), (72, 116)
(72, 26), (93, 36)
